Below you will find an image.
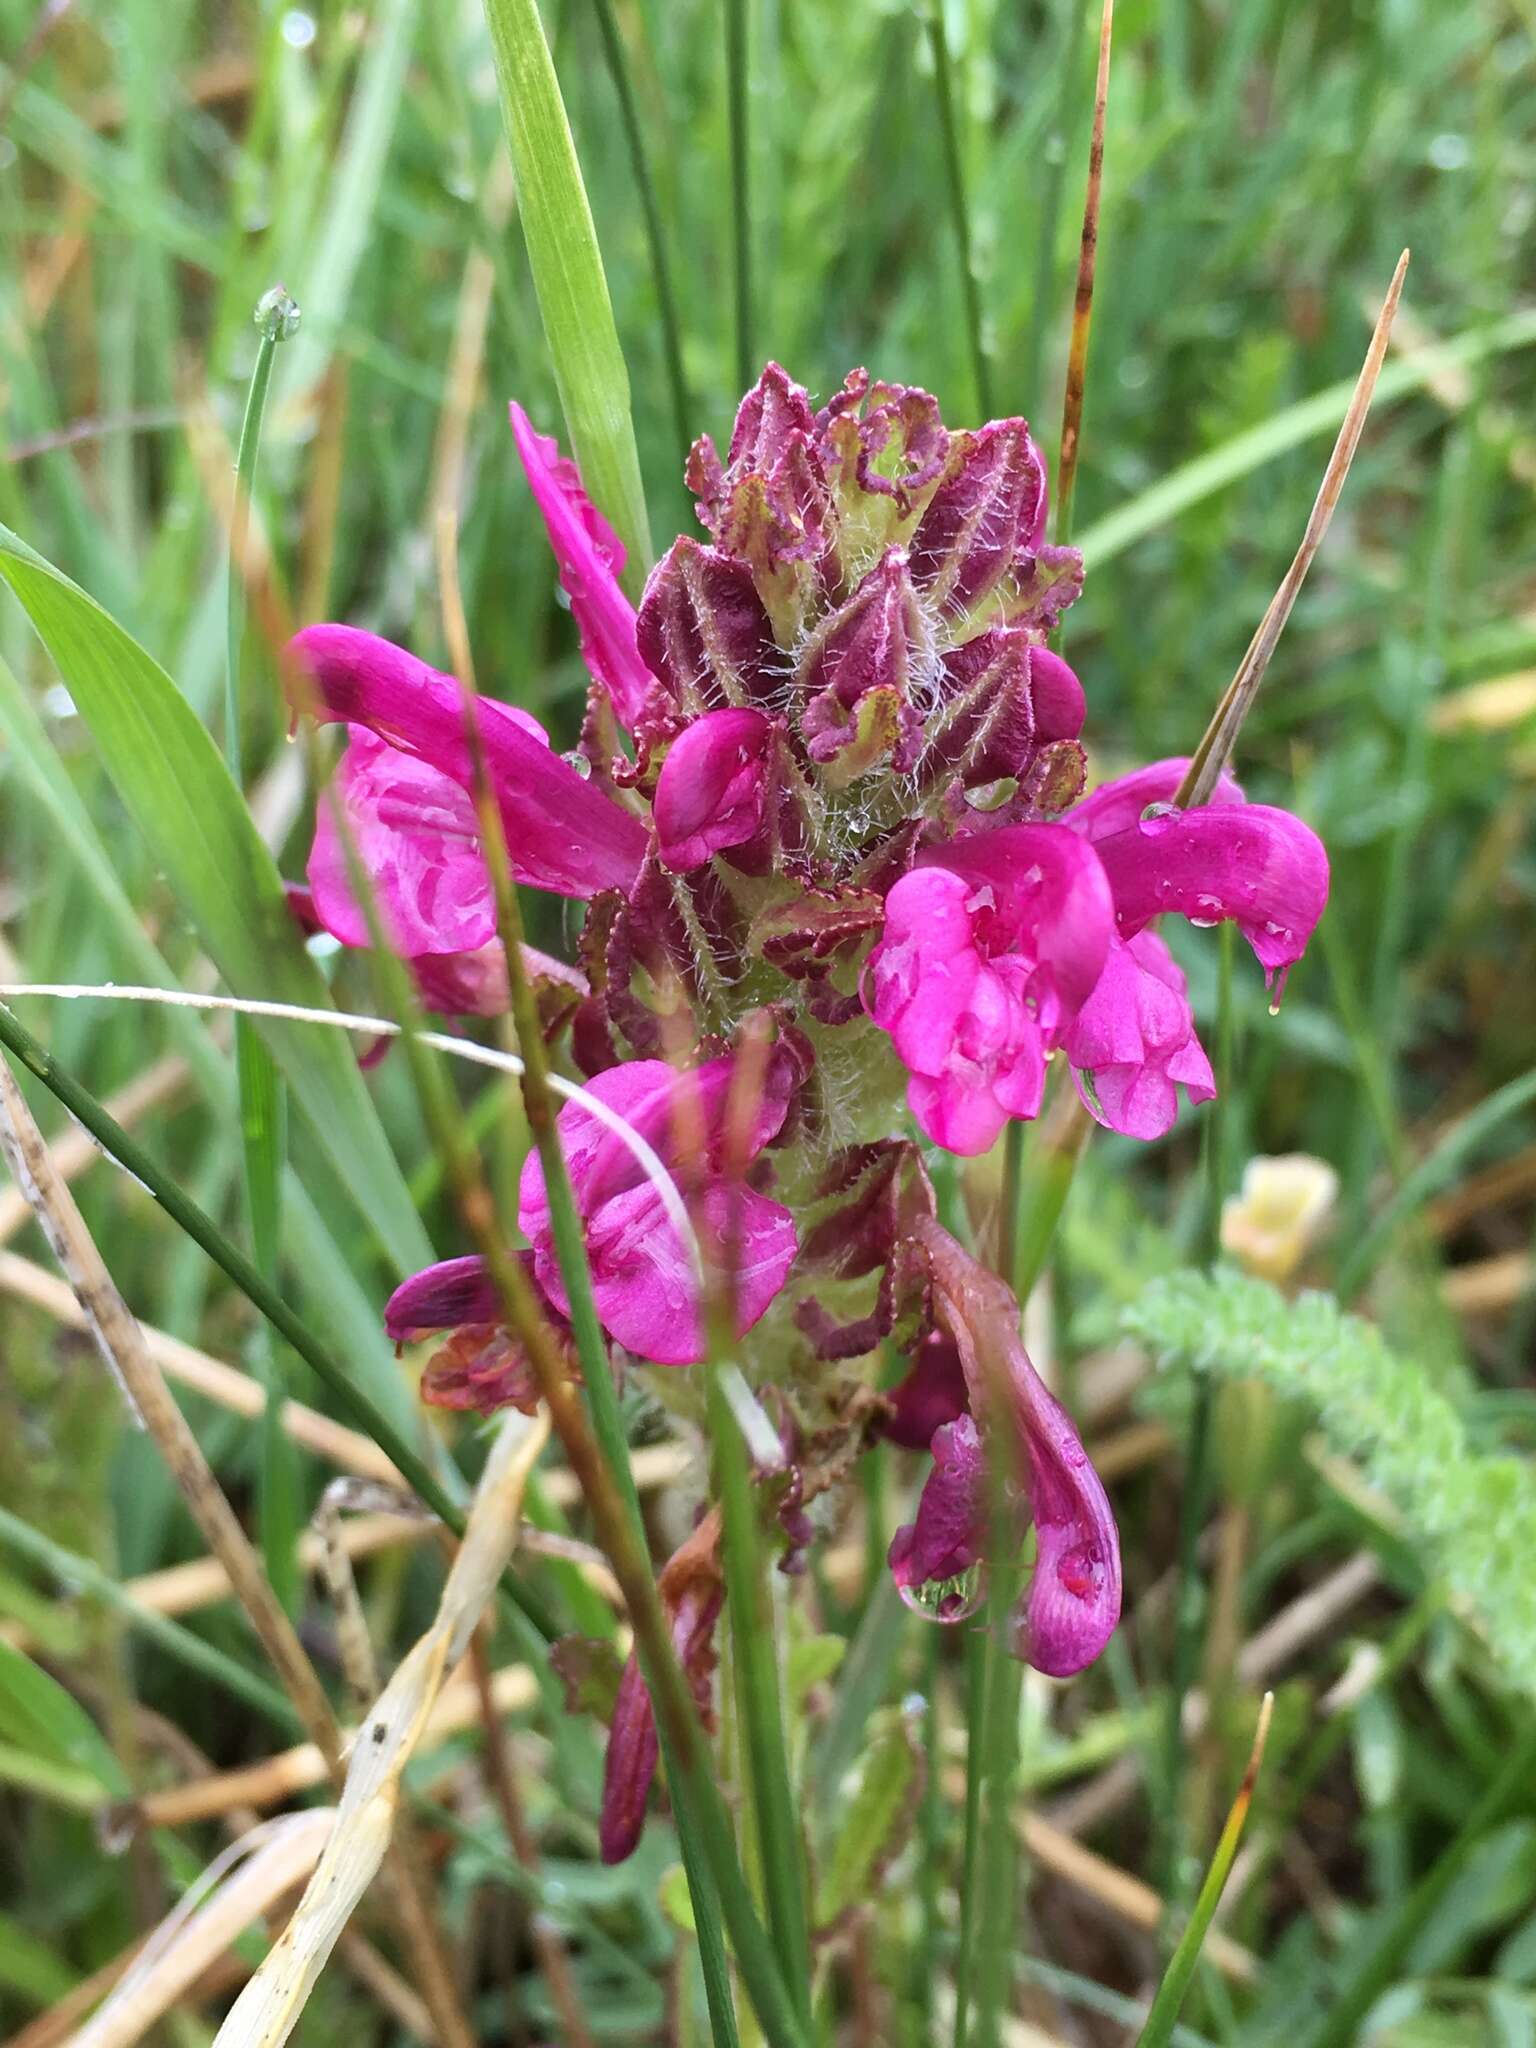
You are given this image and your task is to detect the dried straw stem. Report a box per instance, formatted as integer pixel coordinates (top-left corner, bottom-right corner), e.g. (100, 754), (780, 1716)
(130, 1661), (542, 1831)
(1178, 251), (1409, 808)
(211, 1408), (550, 2048)
(0, 1053), (186, 1248)
(0, 1249), (402, 1483)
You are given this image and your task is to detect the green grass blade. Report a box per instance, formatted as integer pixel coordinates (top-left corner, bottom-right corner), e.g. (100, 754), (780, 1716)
(587, 0), (693, 469)
(709, 1369), (812, 2023)
(479, 0), (653, 590)
(1075, 306), (1536, 570)
(0, 1505), (299, 1735)
(0, 526), (432, 1276)
(1136, 1693), (1273, 2048)
(228, 290), (301, 1618)
(0, 652), (418, 1437)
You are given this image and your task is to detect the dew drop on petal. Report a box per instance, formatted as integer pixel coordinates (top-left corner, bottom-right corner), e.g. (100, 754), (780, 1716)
(1139, 801), (1179, 834)
(1055, 1542), (1106, 1602)
(897, 1562), (987, 1625)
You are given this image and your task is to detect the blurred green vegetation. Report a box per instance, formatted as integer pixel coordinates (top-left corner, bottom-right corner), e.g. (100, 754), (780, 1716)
(1, 0), (1534, 2041)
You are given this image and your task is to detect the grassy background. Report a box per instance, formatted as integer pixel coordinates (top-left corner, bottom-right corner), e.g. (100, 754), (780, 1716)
(1, 0), (1534, 2041)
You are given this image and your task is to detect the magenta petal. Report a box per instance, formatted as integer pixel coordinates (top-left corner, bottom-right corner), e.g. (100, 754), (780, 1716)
(888, 1415), (986, 1614)
(308, 727), (497, 955)
(289, 625), (647, 900)
(865, 826), (1113, 1157)
(385, 1256), (500, 1342)
(518, 1055), (798, 1365)
(882, 1336), (971, 1451)
(654, 709), (773, 870)
(1092, 802), (1330, 980)
(917, 824), (1116, 1021)
(509, 401), (654, 732)
(600, 1655), (659, 1865)
(1066, 930), (1215, 1141)
(1068, 756), (1243, 844)
(919, 1220), (1122, 1676)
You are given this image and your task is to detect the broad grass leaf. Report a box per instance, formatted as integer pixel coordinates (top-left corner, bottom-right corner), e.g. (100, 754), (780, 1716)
(0, 526), (431, 1277)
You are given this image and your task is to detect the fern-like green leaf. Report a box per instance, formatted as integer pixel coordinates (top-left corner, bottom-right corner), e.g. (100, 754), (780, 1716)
(1126, 1269), (1536, 1689)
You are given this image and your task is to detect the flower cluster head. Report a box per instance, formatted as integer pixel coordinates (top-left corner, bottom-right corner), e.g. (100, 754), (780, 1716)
(287, 364), (1329, 1851)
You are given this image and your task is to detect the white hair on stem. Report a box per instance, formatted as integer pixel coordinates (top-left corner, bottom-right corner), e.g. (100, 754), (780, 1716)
(0, 984), (703, 1282)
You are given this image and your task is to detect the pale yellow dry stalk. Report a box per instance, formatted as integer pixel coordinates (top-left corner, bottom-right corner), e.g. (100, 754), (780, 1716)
(212, 1406), (551, 2048)
(68, 1812), (335, 2048)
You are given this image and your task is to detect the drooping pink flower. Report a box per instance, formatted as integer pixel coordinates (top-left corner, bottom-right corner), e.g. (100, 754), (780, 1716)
(509, 400), (654, 731)
(653, 707), (775, 871)
(518, 1053), (799, 1365)
(289, 624), (648, 905)
(863, 824), (1115, 1155)
(889, 1221), (1121, 1676)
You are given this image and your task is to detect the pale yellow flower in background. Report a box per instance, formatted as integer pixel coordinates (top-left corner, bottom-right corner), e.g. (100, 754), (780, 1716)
(1220, 1153), (1340, 1285)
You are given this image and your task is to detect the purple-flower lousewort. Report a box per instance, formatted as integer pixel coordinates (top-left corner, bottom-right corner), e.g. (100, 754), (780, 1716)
(287, 365), (1328, 1857)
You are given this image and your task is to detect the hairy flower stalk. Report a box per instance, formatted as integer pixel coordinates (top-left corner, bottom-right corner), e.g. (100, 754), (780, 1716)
(286, 363), (1329, 1855)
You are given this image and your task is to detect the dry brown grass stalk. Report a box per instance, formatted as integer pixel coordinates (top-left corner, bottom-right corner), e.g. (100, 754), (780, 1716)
(130, 1660), (542, 1831)
(0, 1248), (403, 1482)
(211, 1408), (550, 2047)
(0, 1054), (187, 1248)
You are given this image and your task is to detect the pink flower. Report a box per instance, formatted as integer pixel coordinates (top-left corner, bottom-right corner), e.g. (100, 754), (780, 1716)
(290, 625), (648, 905)
(519, 1054), (799, 1366)
(889, 1221), (1122, 1676)
(863, 824), (1115, 1155)
(865, 755), (1329, 1154)
(509, 400), (654, 731)
(653, 708), (775, 871)
(1063, 930), (1215, 1141)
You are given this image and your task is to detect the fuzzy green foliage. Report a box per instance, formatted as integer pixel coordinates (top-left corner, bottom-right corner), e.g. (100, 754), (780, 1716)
(1127, 1269), (1536, 1689)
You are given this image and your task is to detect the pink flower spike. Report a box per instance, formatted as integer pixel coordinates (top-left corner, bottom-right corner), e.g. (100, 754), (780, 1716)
(1091, 801), (1330, 984)
(518, 1055), (799, 1365)
(1065, 930), (1216, 1140)
(864, 823), (1115, 1156)
(917, 1220), (1121, 1676)
(509, 401), (654, 731)
(289, 625), (647, 901)
(654, 708), (774, 870)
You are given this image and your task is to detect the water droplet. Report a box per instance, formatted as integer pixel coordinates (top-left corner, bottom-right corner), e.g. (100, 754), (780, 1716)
(898, 1562), (986, 1625)
(1140, 801), (1178, 834)
(1187, 894), (1223, 929)
(281, 9), (317, 47)
(254, 287), (301, 341)
(1428, 132), (1469, 171)
(1056, 1543), (1104, 1601)
(564, 750), (592, 781)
